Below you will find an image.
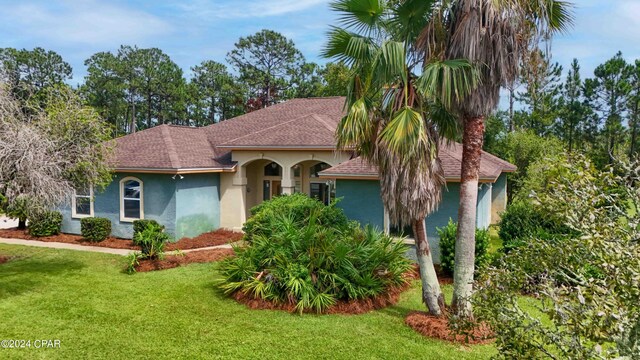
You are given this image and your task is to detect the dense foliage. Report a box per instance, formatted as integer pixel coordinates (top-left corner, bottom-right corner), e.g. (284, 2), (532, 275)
(498, 201), (568, 252)
(132, 221), (169, 259)
(242, 193), (349, 242)
(132, 219), (163, 238)
(220, 196), (412, 313)
(80, 217), (112, 242)
(474, 155), (640, 359)
(437, 219), (489, 276)
(28, 211), (62, 237)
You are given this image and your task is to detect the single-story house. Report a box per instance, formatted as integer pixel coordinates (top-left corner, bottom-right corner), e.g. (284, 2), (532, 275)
(61, 97), (515, 262)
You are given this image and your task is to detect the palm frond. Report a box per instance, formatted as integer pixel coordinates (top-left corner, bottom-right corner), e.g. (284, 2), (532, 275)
(417, 59), (481, 109)
(330, 0), (386, 35)
(378, 106), (427, 158)
(322, 27), (377, 67)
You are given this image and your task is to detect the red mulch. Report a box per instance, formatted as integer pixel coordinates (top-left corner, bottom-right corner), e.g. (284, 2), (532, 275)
(0, 255), (10, 264)
(0, 228), (242, 251)
(231, 267), (421, 315)
(166, 229), (243, 251)
(134, 249), (235, 273)
(405, 311), (495, 345)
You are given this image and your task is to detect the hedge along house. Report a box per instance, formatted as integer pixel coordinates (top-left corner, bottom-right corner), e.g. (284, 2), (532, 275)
(60, 97), (515, 261)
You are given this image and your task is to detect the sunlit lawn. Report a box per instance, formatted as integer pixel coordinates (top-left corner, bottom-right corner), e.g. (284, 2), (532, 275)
(0, 244), (497, 360)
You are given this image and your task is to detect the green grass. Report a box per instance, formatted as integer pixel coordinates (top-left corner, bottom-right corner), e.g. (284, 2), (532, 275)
(0, 244), (496, 360)
(487, 226), (502, 254)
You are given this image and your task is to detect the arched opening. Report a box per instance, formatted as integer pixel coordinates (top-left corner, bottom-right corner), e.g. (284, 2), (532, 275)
(262, 162), (283, 201)
(290, 161), (334, 205)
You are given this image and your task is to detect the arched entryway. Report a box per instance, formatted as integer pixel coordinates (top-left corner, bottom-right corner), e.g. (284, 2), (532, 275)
(290, 160), (334, 205)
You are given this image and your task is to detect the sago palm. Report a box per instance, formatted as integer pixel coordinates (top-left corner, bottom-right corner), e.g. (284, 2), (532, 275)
(323, 0), (479, 316)
(417, 0), (574, 318)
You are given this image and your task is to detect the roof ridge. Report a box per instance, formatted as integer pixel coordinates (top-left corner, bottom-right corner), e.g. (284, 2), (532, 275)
(220, 113), (327, 145)
(160, 125), (181, 169)
(311, 113), (336, 133)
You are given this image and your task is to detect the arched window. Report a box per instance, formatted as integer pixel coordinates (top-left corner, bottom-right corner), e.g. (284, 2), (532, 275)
(263, 162), (281, 177)
(120, 177), (143, 222)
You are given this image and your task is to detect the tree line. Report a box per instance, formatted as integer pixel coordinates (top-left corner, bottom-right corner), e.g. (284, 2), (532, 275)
(0, 29), (350, 137)
(485, 51), (640, 168)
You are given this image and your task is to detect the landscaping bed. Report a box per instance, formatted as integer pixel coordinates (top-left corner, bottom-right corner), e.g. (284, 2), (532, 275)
(134, 248), (235, 273)
(0, 228), (241, 250)
(0, 255), (10, 264)
(405, 311), (494, 345)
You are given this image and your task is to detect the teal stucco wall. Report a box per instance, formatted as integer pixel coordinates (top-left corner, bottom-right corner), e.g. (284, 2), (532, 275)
(336, 179), (496, 263)
(175, 173), (220, 239)
(491, 173), (507, 224)
(335, 180), (385, 231)
(61, 173), (181, 239)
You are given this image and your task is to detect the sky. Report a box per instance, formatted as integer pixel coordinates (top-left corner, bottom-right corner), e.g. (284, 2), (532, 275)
(1, 0), (639, 109)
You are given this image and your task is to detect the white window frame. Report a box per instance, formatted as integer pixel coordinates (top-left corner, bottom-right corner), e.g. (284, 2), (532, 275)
(72, 187), (94, 219)
(120, 176), (144, 222)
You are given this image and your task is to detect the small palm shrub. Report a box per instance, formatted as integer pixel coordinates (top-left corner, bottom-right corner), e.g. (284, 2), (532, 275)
(28, 211), (63, 237)
(220, 202), (412, 313)
(438, 219), (490, 276)
(80, 217), (111, 242)
(132, 221), (169, 260)
(242, 193), (349, 242)
(132, 219), (163, 237)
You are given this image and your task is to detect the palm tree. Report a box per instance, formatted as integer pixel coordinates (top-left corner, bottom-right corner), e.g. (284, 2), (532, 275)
(416, 0), (574, 318)
(323, 0), (478, 316)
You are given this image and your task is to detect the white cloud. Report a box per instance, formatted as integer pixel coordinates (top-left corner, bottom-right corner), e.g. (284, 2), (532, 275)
(176, 0), (327, 19)
(1, 0), (171, 47)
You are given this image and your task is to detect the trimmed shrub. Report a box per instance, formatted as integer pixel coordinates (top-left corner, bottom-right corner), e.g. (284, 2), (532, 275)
(498, 201), (568, 252)
(438, 219), (490, 276)
(133, 221), (169, 259)
(242, 193), (349, 242)
(28, 211), (63, 237)
(220, 197), (411, 313)
(80, 217), (111, 242)
(132, 219), (163, 238)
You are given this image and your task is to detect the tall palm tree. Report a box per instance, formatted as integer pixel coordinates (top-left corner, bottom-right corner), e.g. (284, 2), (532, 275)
(417, 0), (574, 318)
(323, 0), (478, 316)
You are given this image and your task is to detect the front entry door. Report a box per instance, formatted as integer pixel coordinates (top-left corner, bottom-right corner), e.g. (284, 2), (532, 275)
(271, 181), (281, 199)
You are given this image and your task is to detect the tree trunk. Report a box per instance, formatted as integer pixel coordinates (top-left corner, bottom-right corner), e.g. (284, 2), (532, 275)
(452, 115), (485, 319)
(412, 219), (444, 317)
(17, 217), (26, 230)
(508, 87), (515, 132)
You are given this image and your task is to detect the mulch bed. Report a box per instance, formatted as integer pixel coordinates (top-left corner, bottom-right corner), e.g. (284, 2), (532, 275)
(0, 255), (10, 264)
(231, 266), (421, 315)
(405, 311), (495, 345)
(134, 248), (236, 273)
(0, 228), (242, 251)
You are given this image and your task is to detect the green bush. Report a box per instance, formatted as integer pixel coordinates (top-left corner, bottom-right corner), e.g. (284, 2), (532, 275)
(437, 219), (490, 276)
(80, 217), (111, 242)
(132, 221), (169, 259)
(498, 201), (568, 251)
(28, 211), (63, 237)
(132, 219), (163, 237)
(242, 193), (349, 242)
(220, 198), (412, 313)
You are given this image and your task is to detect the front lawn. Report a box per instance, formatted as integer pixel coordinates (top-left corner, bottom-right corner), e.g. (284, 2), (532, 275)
(0, 244), (496, 359)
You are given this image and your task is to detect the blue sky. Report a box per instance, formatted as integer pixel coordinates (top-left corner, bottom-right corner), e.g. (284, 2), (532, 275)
(1, 0), (639, 109)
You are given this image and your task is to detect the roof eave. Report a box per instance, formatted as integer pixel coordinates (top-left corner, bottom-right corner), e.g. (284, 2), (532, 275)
(114, 165), (237, 175)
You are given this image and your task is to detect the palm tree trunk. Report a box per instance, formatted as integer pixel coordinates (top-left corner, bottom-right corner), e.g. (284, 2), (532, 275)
(452, 115), (485, 319)
(412, 219), (444, 316)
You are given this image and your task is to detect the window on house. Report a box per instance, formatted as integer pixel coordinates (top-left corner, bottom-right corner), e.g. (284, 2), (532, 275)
(72, 186), (93, 218)
(264, 162), (281, 176)
(120, 177), (143, 222)
(310, 163), (331, 178)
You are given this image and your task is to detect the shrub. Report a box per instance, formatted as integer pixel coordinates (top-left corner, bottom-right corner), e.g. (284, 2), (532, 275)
(28, 211), (63, 237)
(437, 219), (490, 276)
(132, 221), (169, 259)
(498, 201), (568, 251)
(242, 193), (349, 242)
(220, 198), (412, 313)
(132, 219), (163, 237)
(80, 217), (111, 242)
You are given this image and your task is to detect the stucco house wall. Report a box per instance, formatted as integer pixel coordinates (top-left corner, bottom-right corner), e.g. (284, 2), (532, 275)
(490, 173), (508, 224)
(175, 173), (221, 239)
(336, 179), (495, 263)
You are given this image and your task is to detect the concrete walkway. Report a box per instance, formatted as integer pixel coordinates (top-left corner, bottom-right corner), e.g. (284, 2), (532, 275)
(0, 237), (236, 256)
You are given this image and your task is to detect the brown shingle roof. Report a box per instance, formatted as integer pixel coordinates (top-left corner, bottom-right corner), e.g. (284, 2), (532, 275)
(112, 96), (515, 180)
(319, 142), (516, 182)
